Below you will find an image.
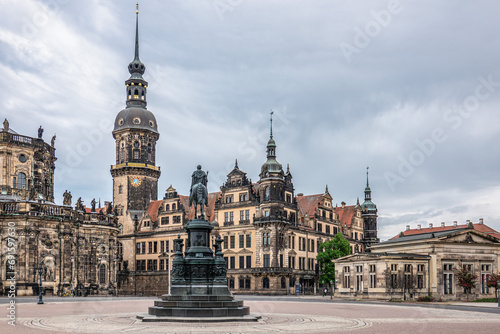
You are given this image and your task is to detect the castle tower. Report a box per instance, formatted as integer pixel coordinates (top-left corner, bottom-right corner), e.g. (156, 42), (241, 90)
(255, 112), (296, 271)
(361, 167), (379, 248)
(111, 5), (160, 234)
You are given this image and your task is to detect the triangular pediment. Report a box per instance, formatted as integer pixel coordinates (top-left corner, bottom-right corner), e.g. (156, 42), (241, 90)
(440, 229), (499, 244)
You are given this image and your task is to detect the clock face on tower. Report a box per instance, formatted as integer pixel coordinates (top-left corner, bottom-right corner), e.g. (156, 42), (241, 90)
(131, 177), (141, 187)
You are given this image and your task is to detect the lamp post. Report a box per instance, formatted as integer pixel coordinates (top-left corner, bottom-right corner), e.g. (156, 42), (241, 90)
(497, 279), (500, 307)
(34, 262), (46, 304)
(330, 280), (333, 300)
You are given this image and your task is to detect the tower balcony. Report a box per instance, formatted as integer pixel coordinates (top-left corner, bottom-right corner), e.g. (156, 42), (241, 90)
(111, 162), (160, 171)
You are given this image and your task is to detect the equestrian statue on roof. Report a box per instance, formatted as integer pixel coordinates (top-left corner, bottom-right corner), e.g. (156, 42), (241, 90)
(189, 165), (209, 219)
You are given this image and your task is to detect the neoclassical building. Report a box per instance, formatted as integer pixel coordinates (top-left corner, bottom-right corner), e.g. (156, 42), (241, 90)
(334, 221), (500, 301)
(0, 122), (119, 296)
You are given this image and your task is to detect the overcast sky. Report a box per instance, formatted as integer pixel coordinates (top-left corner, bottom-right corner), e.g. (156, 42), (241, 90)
(1, 0), (499, 240)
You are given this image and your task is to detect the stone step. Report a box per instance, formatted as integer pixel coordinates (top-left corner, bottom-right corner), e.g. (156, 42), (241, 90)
(148, 306), (250, 318)
(154, 300), (243, 308)
(162, 295), (234, 302)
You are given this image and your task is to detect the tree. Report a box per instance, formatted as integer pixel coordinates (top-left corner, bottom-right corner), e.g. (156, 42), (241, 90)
(486, 273), (500, 299)
(316, 232), (351, 286)
(454, 264), (478, 296)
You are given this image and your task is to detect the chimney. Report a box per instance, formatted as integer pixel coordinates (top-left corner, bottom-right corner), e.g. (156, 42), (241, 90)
(429, 223), (433, 229)
(417, 224), (421, 230)
(479, 218), (484, 225)
(441, 222), (445, 228)
(341, 201), (346, 208)
(453, 221), (457, 227)
(406, 225), (410, 231)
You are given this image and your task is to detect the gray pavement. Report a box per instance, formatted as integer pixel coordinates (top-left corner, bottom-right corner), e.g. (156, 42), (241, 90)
(1, 295), (499, 333)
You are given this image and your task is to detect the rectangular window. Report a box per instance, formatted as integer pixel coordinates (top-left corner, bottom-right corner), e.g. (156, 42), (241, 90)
(356, 265), (363, 273)
(280, 254), (283, 268)
(160, 241), (164, 254)
(245, 210), (250, 220)
(343, 267), (350, 288)
(136, 260), (146, 271)
(246, 234), (251, 248)
(230, 235), (235, 249)
(390, 264), (398, 271)
(230, 257), (235, 269)
(230, 211), (234, 222)
(391, 274), (398, 289)
(224, 212), (228, 222)
(223, 236), (228, 249)
(239, 235), (244, 248)
(404, 264), (412, 272)
(141, 242), (146, 254)
(161, 216), (169, 225)
(148, 242), (153, 254)
(290, 257), (295, 269)
(173, 216), (181, 223)
(166, 240), (170, 253)
(417, 275), (424, 289)
(263, 254), (270, 267)
(326, 225), (330, 234)
(239, 256), (245, 269)
(136, 242), (141, 254)
(444, 273), (453, 294)
(159, 259), (164, 271)
(246, 256), (252, 269)
(133, 150), (139, 160)
(153, 241), (157, 253)
(311, 239), (315, 253)
(369, 264), (376, 272)
(417, 264), (425, 272)
(370, 274), (376, 288)
(240, 210), (244, 221)
(317, 223), (322, 232)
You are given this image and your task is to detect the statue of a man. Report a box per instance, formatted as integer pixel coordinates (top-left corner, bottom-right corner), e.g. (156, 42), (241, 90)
(76, 197), (83, 211)
(38, 126), (44, 139)
(3, 119), (8, 132)
(191, 165), (208, 188)
(189, 165), (208, 219)
(91, 198), (97, 212)
(51, 134), (56, 147)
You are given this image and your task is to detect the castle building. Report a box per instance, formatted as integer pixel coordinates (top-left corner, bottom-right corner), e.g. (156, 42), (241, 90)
(0, 122), (119, 296)
(113, 8), (379, 295)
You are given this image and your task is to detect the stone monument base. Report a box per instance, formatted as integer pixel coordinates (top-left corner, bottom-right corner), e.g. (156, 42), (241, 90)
(138, 284), (260, 322)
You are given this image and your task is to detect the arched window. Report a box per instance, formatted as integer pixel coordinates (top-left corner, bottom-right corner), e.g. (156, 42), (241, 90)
(172, 204), (176, 211)
(263, 277), (270, 289)
(165, 204), (170, 211)
(17, 172), (26, 189)
(134, 89), (139, 98)
(264, 187), (269, 201)
(99, 264), (106, 284)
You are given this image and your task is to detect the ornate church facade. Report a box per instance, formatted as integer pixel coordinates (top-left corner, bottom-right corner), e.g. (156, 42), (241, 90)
(0, 122), (119, 296)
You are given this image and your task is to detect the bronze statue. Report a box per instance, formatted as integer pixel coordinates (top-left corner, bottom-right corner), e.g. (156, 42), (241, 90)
(189, 165), (208, 219)
(38, 126), (44, 139)
(106, 202), (113, 215)
(91, 198), (97, 212)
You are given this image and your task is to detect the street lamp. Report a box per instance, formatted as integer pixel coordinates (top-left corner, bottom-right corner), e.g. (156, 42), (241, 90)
(330, 280), (333, 300)
(34, 262), (47, 304)
(497, 279), (500, 307)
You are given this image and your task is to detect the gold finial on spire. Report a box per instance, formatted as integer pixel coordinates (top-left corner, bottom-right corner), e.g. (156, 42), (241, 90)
(136, 3), (139, 14)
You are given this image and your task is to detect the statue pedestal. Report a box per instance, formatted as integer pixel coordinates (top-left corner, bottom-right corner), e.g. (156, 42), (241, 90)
(138, 218), (259, 322)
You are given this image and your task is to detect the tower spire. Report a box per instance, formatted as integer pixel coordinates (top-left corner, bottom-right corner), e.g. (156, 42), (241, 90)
(366, 166), (369, 187)
(270, 110), (274, 139)
(134, 3), (140, 61)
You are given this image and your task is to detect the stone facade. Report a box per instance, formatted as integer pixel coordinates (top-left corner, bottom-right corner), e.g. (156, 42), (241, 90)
(334, 224), (500, 301)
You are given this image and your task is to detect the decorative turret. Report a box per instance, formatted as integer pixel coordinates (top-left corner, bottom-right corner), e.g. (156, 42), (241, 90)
(361, 167), (379, 248)
(260, 111), (283, 179)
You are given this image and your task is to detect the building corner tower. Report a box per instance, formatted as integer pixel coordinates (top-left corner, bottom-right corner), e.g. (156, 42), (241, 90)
(111, 5), (160, 235)
(361, 167), (379, 249)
